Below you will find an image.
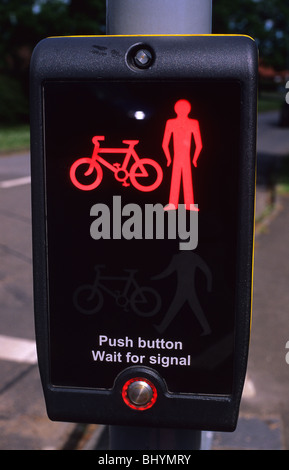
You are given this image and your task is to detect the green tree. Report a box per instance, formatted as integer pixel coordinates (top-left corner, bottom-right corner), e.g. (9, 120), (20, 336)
(213, 0), (289, 70)
(0, 0), (106, 124)
(0, 0), (106, 72)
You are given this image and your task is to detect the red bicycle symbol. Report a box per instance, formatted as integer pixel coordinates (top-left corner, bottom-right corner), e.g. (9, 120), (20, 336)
(70, 136), (163, 192)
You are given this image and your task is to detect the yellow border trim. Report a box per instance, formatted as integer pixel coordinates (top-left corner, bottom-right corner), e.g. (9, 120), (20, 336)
(48, 34), (256, 42)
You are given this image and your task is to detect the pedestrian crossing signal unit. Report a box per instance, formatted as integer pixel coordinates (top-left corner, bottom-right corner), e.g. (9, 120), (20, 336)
(30, 35), (258, 431)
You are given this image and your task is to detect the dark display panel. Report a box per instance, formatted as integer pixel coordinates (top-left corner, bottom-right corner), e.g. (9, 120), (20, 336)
(44, 80), (241, 395)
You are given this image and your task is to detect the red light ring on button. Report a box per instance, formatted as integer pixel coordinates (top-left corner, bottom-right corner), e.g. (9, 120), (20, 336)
(122, 377), (157, 411)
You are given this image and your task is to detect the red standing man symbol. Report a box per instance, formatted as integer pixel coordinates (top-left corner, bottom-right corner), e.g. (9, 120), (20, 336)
(162, 99), (202, 211)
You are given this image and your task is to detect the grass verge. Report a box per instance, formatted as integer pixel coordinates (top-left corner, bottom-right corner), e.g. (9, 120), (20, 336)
(0, 125), (30, 154)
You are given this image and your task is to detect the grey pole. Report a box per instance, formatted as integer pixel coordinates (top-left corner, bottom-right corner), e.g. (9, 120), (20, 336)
(106, 0), (212, 452)
(106, 0), (212, 35)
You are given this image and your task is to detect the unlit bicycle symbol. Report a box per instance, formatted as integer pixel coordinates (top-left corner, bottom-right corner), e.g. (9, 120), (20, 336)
(73, 264), (161, 317)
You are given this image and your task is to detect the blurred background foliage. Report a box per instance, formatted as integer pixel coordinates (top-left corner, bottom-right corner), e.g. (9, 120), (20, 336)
(0, 0), (288, 126)
(214, 0), (289, 70)
(0, 0), (106, 126)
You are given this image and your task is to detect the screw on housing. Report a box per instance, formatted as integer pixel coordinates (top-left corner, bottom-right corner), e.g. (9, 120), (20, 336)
(133, 49), (153, 68)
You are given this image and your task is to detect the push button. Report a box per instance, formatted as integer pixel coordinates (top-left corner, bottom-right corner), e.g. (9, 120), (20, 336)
(127, 380), (153, 406)
(122, 377), (157, 410)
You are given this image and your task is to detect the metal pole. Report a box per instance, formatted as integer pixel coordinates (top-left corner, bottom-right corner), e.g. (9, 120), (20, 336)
(106, 0), (212, 452)
(106, 0), (212, 35)
(110, 425), (202, 451)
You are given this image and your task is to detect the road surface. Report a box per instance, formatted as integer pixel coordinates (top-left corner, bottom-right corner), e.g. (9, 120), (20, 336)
(0, 153), (75, 450)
